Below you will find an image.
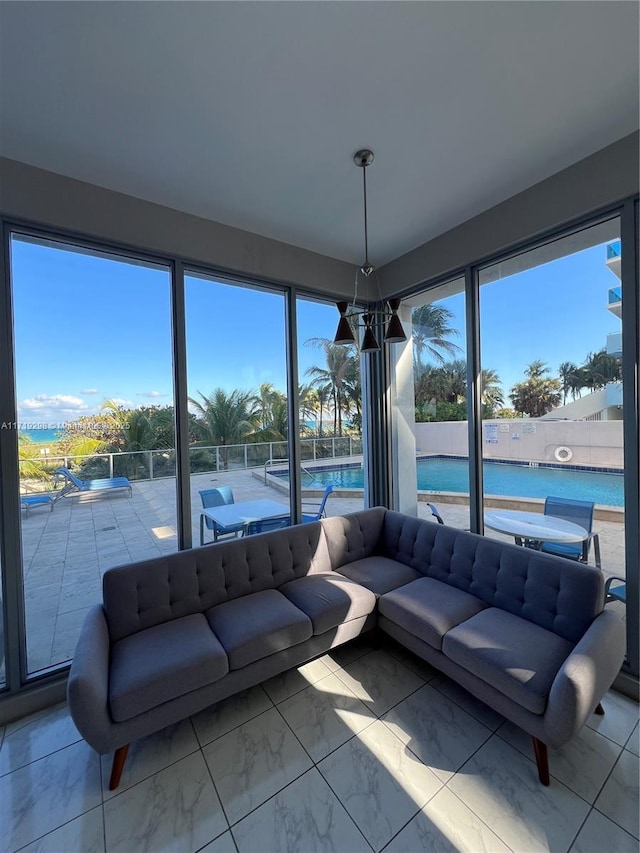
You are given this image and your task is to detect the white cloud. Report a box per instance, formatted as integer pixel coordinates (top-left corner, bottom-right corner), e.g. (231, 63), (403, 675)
(81, 388), (99, 394)
(19, 394), (92, 426)
(22, 394), (87, 412)
(108, 398), (133, 408)
(137, 390), (166, 398)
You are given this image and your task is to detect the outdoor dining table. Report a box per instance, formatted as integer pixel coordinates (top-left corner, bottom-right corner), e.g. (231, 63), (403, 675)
(201, 498), (290, 540)
(484, 509), (589, 547)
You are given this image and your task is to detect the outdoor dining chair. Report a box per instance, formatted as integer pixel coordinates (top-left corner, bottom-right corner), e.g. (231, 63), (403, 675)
(538, 496), (601, 569)
(301, 484), (334, 523)
(426, 502), (444, 524)
(243, 516), (291, 536)
(199, 487), (244, 545)
(605, 576), (627, 605)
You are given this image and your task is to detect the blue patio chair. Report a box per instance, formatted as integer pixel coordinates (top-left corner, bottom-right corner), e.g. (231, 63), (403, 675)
(199, 487), (244, 545)
(426, 502), (444, 524)
(301, 485), (334, 523)
(243, 516), (291, 536)
(53, 467), (132, 500)
(605, 576), (626, 605)
(538, 496), (601, 569)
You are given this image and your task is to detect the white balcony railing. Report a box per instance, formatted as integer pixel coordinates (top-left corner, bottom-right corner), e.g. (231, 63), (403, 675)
(20, 435), (363, 486)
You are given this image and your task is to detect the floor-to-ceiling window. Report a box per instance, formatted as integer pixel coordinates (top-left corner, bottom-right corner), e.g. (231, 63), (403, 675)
(185, 272), (291, 543)
(10, 234), (176, 675)
(296, 296), (364, 515)
(393, 278), (470, 529)
(478, 219), (625, 604)
(0, 235), (372, 694)
(391, 210), (637, 675)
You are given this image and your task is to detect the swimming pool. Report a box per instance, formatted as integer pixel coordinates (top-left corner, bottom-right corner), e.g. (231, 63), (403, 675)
(286, 456), (624, 507)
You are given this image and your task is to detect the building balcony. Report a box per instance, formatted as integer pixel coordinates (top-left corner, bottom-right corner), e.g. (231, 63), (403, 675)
(606, 331), (623, 357)
(608, 285), (622, 319)
(606, 239), (622, 281)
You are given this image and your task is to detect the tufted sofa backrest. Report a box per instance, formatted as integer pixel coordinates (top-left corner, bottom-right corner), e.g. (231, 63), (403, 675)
(321, 507), (387, 568)
(381, 510), (604, 643)
(104, 520), (331, 642)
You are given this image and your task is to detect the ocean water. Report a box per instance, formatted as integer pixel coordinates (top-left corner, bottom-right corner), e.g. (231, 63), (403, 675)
(16, 428), (63, 444)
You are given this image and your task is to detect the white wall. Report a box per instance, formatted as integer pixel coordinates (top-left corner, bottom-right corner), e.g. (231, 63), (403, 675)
(543, 389), (624, 422)
(415, 419), (623, 467)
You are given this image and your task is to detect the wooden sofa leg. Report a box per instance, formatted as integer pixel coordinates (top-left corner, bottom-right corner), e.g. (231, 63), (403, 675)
(532, 737), (550, 786)
(109, 744), (129, 790)
(594, 702), (605, 715)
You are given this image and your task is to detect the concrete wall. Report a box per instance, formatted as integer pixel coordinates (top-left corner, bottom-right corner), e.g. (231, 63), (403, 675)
(544, 388), (624, 422)
(0, 157), (356, 297)
(416, 419), (624, 468)
(380, 132), (639, 295)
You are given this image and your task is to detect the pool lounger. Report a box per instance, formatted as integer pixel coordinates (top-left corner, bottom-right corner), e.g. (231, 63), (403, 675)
(21, 494), (55, 516)
(53, 467), (133, 500)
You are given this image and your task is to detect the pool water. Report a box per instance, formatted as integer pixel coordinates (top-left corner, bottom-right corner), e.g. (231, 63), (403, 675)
(295, 457), (624, 507)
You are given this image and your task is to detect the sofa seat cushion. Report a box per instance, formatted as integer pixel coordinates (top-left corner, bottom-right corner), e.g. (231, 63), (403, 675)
(335, 556), (421, 596)
(109, 613), (229, 722)
(279, 573), (377, 635)
(443, 608), (574, 715)
(379, 577), (488, 650)
(206, 589), (312, 670)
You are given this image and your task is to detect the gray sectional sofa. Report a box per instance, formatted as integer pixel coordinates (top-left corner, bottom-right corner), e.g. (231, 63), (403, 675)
(67, 507), (625, 790)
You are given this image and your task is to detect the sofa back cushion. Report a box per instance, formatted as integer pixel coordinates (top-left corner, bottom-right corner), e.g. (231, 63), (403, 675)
(104, 520), (331, 642)
(321, 508), (387, 570)
(380, 510), (604, 644)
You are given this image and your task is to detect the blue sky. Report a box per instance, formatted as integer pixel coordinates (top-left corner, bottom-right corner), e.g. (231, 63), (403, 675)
(9, 235), (620, 425)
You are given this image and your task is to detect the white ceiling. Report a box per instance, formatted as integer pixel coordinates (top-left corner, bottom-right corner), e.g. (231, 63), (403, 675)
(0, 1), (638, 267)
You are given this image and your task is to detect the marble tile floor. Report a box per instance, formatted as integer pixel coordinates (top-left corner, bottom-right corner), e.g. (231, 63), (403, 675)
(1, 634), (638, 853)
(17, 468), (627, 675)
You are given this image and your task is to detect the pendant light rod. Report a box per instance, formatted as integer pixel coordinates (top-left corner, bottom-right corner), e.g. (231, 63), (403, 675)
(333, 149), (407, 351)
(354, 149), (375, 277)
(362, 157), (369, 269)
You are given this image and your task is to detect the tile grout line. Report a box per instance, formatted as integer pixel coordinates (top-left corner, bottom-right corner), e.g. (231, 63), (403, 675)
(5, 641), (637, 851)
(491, 722), (625, 811)
(191, 686), (275, 751)
(590, 749), (640, 840)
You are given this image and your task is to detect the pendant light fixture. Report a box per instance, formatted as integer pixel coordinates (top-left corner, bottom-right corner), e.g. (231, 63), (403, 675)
(333, 149), (407, 352)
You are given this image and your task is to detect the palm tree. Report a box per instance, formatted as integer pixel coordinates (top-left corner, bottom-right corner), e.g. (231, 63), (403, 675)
(189, 389), (260, 456)
(411, 303), (462, 370)
(305, 339), (360, 436)
(481, 367), (504, 415)
(524, 359), (549, 380)
(18, 435), (50, 485)
(101, 399), (154, 477)
(509, 362), (562, 418)
(255, 383), (288, 440)
(101, 399), (150, 450)
(439, 359), (467, 403)
(414, 366), (443, 420)
(558, 362), (580, 405)
(581, 350), (620, 391)
(307, 383), (332, 437)
(298, 383), (320, 435)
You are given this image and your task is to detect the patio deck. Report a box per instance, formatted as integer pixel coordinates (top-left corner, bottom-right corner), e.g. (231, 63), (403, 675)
(18, 471), (626, 675)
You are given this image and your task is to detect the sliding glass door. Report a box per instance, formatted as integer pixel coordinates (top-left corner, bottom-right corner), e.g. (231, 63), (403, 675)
(185, 272), (291, 544)
(296, 296), (364, 516)
(478, 219), (625, 610)
(392, 277), (470, 529)
(10, 233), (176, 675)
